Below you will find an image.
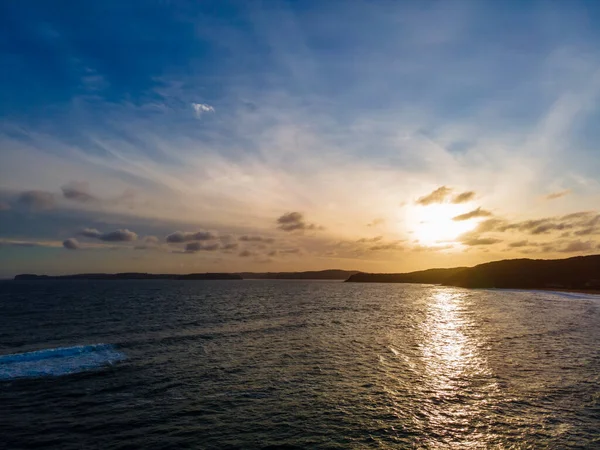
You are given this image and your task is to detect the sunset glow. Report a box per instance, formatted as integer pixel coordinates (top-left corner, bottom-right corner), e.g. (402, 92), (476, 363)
(0, 1), (599, 277)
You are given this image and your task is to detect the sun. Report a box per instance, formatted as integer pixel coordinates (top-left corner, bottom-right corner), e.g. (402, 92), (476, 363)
(407, 204), (477, 247)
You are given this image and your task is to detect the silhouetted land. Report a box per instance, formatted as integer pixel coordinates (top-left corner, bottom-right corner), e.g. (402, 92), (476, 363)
(14, 273), (242, 280)
(346, 255), (600, 291)
(346, 268), (467, 284)
(14, 270), (357, 281)
(239, 270), (358, 280)
(14, 256), (600, 289)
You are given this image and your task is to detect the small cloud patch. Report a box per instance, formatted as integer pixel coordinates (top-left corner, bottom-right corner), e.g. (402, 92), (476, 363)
(61, 181), (97, 203)
(185, 242), (220, 253)
(79, 228), (137, 242)
(62, 238), (80, 250)
(239, 235), (275, 243)
(192, 103), (215, 117)
(166, 231), (216, 243)
(276, 212), (323, 232)
(416, 186), (452, 205)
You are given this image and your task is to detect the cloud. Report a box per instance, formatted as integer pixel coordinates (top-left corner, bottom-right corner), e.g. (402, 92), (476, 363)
(508, 240), (530, 248)
(545, 190), (570, 200)
(412, 243), (454, 252)
(416, 187), (476, 206)
(511, 212), (600, 235)
(192, 102), (215, 117)
(470, 212), (600, 237)
(18, 190), (55, 210)
(452, 207), (493, 221)
(79, 228), (137, 242)
(61, 181), (97, 203)
(416, 186), (452, 205)
(80, 228), (102, 238)
(366, 218), (385, 227)
(558, 240), (596, 253)
(276, 212), (322, 232)
(266, 247), (302, 257)
(460, 237), (502, 246)
(357, 236), (383, 243)
(99, 229), (138, 242)
(134, 235), (161, 250)
(185, 241), (220, 253)
(166, 231), (217, 243)
(451, 191), (476, 204)
(239, 235), (275, 243)
(574, 227), (599, 236)
(369, 241), (404, 251)
(281, 248), (301, 254)
(239, 249), (254, 257)
(143, 236), (160, 244)
(221, 242), (239, 251)
(62, 238), (79, 250)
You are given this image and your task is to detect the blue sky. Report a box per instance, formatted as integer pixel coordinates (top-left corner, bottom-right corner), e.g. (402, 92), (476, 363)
(1, 0), (600, 276)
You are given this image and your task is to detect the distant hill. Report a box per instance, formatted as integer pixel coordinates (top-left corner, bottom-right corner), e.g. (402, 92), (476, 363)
(444, 255), (600, 290)
(345, 267), (467, 284)
(239, 270), (358, 280)
(346, 255), (600, 291)
(14, 273), (242, 281)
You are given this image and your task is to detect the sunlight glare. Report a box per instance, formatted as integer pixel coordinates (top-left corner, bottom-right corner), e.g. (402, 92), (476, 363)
(408, 204), (477, 246)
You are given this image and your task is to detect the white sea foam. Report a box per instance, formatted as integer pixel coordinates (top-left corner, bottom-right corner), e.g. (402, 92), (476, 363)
(0, 344), (125, 380)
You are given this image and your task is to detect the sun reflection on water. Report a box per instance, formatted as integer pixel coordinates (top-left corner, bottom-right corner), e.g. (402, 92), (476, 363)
(418, 289), (498, 447)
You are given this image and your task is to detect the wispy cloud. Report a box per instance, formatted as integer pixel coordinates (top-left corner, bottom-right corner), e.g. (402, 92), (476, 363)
(453, 207), (493, 221)
(451, 191), (476, 204)
(545, 190), (570, 200)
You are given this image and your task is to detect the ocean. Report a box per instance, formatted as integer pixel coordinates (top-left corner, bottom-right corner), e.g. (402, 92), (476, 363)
(1, 280), (599, 449)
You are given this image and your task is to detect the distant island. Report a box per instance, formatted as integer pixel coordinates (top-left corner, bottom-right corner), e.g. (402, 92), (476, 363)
(14, 273), (243, 281)
(346, 255), (600, 292)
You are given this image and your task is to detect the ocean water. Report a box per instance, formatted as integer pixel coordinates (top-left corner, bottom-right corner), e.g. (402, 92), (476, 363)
(1, 280), (599, 449)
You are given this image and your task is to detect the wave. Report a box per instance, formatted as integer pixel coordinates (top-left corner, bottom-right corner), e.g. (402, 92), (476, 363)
(0, 344), (126, 380)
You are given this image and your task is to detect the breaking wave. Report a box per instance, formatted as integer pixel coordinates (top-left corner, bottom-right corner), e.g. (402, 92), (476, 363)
(0, 344), (125, 380)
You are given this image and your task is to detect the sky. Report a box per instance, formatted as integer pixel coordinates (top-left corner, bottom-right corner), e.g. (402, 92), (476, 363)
(1, 0), (600, 277)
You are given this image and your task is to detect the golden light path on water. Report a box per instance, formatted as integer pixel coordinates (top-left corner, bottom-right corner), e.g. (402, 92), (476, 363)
(417, 289), (500, 448)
